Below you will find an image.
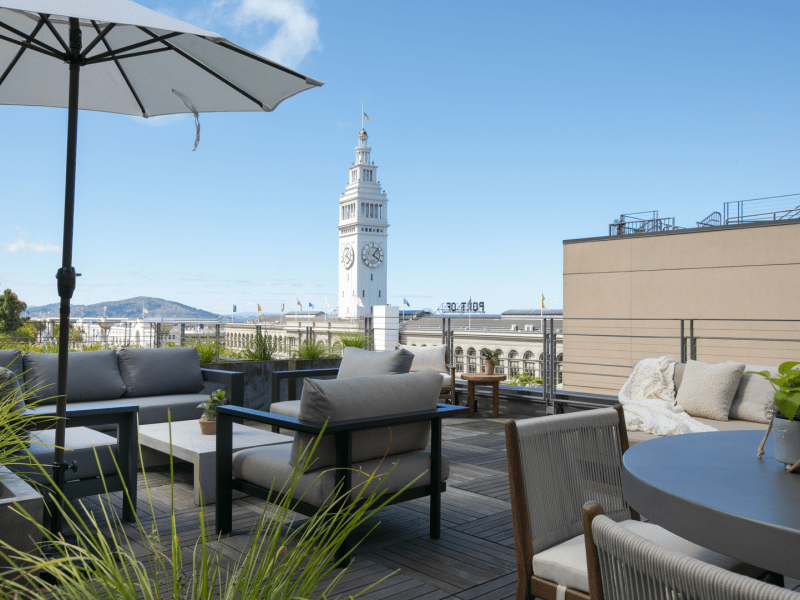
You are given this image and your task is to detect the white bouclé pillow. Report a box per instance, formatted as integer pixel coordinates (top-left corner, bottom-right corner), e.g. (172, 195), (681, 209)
(675, 360), (746, 421)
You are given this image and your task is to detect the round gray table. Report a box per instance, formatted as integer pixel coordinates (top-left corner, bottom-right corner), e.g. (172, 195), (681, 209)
(622, 430), (800, 579)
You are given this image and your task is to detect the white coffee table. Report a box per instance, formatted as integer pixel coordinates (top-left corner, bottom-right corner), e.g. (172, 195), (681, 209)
(138, 420), (292, 505)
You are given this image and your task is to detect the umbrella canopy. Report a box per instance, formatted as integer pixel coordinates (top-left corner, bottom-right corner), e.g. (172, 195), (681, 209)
(0, 0), (322, 115)
(0, 0), (322, 534)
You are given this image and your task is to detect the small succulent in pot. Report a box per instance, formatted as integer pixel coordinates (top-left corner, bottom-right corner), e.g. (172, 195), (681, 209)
(197, 389), (225, 435)
(482, 349), (501, 365)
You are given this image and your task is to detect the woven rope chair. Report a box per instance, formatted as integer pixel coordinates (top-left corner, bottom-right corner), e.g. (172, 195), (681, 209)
(505, 407), (764, 600)
(583, 503), (799, 600)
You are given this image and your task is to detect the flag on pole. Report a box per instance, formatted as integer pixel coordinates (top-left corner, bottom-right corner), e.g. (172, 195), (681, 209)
(356, 297), (365, 307)
(281, 303), (285, 312)
(403, 298), (410, 307)
(325, 297), (332, 312)
(257, 304), (261, 312)
(541, 294), (545, 309)
(363, 112), (371, 122)
(232, 305), (237, 313)
(296, 297), (302, 309)
(309, 302), (315, 309)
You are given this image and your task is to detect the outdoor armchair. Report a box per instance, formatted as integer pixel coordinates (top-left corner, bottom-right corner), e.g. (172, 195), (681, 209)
(505, 406), (762, 600)
(216, 370), (467, 560)
(582, 502), (799, 600)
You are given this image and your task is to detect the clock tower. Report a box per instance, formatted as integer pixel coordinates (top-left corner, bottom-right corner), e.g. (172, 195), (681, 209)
(338, 128), (389, 318)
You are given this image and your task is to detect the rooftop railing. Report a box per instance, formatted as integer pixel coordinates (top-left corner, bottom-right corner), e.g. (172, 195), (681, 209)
(723, 193), (800, 225)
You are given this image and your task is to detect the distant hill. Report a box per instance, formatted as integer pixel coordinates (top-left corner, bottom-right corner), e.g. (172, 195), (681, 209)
(26, 297), (220, 320)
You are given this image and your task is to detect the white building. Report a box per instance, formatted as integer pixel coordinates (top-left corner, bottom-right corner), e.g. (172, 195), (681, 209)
(338, 128), (388, 318)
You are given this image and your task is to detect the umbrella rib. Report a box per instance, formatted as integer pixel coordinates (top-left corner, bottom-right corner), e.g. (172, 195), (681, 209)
(79, 21), (115, 61)
(89, 46), (172, 64)
(84, 31), (182, 65)
(0, 19), (45, 88)
(38, 14), (69, 54)
(0, 32), (62, 60)
(138, 26), (266, 110)
(0, 18), (61, 55)
(90, 20), (147, 118)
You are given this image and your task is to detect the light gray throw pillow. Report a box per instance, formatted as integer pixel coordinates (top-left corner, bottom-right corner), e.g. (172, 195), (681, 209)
(336, 346), (414, 379)
(398, 344), (448, 373)
(290, 369), (443, 470)
(23, 350), (126, 403)
(117, 347), (204, 398)
(675, 360), (745, 421)
(727, 362), (778, 424)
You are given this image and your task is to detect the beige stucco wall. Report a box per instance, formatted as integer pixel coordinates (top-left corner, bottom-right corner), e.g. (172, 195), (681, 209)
(562, 221), (800, 394)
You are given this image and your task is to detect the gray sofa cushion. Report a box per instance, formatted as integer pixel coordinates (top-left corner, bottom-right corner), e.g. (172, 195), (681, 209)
(626, 417), (768, 446)
(728, 363), (778, 424)
(0, 367), (25, 413)
(0, 349), (23, 378)
(23, 350), (126, 403)
(29, 393), (207, 427)
(117, 347), (204, 398)
(14, 427), (118, 484)
(398, 344), (448, 373)
(291, 369), (443, 469)
(233, 444), (449, 508)
(336, 347), (414, 379)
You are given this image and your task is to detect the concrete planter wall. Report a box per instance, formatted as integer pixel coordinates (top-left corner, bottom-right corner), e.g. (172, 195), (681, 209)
(0, 466), (42, 575)
(202, 358), (342, 412)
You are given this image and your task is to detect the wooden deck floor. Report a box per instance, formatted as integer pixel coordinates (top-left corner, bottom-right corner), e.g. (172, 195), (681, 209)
(74, 412), (800, 599)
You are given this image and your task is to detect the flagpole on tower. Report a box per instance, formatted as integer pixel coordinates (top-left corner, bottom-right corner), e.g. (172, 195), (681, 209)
(361, 102), (364, 129)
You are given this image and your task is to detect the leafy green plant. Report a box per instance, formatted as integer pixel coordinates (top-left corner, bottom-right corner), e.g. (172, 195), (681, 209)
(482, 348), (500, 365)
(197, 389), (225, 421)
(80, 342), (103, 351)
(242, 329), (280, 361)
(333, 332), (369, 354)
(747, 361), (800, 421)
(188, 338), (222, 364)
(294, 340), (334, 360)
(0, 421), (403, 600)
(507, 372), (543, 388)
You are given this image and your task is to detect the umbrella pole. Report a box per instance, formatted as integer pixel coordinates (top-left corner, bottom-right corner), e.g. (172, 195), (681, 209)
(52, 17), (82, 537)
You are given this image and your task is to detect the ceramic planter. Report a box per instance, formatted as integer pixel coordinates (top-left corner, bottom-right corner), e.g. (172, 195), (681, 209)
(484, 360), (496, 375)
(0, 467), (42, 575)
(773, 413), (800, 467)
(198, 418), (216, 435)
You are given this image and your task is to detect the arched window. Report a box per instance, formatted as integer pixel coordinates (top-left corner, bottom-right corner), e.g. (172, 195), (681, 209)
(493, 349), (504, 374)
(454, 347), (464, 372)
(508, 350), (519, 377)
(467, 347), (477, 373)
(523, 351), (535, 375)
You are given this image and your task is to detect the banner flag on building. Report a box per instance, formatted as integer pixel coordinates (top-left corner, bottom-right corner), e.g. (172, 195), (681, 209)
(281, 303), (284, 312)
(541, 294), (545, 309)
(325, 296), (332, 312)
(403, 298), (410, 307)
(232, 305), (237, 313)
(309, 302), (315, 309)
(257, 304), (261, 312)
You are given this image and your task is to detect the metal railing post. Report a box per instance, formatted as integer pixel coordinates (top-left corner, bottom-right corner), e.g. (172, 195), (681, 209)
(180, 323), (185, 346)
(680, 320), (686, 363)
(156, 322), (161, 348)
(689, 320), (697, 361)
(215, 324), (221, 363)
(550, 318), (557, 412)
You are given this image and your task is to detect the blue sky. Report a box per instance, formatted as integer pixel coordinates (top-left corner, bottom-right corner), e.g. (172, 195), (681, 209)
(1, 0), (798, 315)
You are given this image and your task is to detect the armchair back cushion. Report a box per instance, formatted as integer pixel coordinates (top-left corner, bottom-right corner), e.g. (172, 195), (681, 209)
(336, 346), (414, 379)
(0, 349), (23, 378)
(117, 347), (204, 398)
(23, 350), (126, 403)
(290, 369), (443, 469)
(398, 344), (448, 373)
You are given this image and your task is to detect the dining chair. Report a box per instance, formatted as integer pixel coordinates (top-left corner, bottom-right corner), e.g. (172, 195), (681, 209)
(505, 406), (764, 600)
(583, 501), (800, 600)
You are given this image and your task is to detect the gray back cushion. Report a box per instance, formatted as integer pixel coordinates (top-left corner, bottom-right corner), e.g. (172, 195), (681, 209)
(0, 349), (23, 378)
(23, 350), (126, 403)
(336, 347), (414, 379)
(291, 369), (443, 470)
(117, 347), (204, 398)
(0, 367), (25, 413)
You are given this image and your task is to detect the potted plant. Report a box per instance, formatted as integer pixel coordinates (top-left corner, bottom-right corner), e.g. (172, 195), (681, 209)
(482, 349), (500, 375)
(197, 389), (225, 435)
(749, 361), (800, 471)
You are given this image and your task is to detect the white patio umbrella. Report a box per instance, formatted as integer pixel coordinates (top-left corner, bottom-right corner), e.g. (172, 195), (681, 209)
(0, 0), (322, 532)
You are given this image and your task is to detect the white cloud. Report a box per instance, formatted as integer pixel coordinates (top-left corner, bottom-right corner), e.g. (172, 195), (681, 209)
(2, 227), (60, 254)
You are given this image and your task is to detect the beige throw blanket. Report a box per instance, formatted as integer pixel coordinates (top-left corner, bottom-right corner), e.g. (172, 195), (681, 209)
(619, 356), (716, 437)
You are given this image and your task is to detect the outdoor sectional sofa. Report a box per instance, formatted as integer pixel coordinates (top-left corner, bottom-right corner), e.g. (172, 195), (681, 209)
(0, 347), (244, 427)
(626, 360), (773, 446)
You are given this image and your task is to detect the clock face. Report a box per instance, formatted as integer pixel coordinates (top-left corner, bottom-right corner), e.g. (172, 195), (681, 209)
(341, 245), (354, 269)
(362, 243), (384, 268)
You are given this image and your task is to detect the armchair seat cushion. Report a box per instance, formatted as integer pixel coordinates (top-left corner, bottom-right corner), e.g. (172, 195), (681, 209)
(15, 427), (118, 484)
(532, 519), (751, 594)
(269, 399), (300, 419)
(233, 443), (449, 508)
